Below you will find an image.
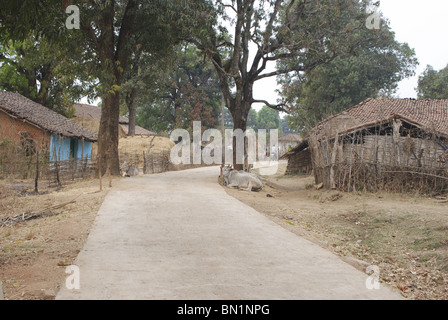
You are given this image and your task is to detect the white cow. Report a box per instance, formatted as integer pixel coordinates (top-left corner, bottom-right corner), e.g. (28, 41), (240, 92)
(222, 166), (263, 192)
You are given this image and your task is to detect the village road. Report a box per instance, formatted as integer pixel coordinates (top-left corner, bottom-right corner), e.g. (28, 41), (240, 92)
(56, 166), (403, 300)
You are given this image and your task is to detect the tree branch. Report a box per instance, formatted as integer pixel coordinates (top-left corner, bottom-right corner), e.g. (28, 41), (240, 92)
(217, 0), (238, 14)
(252, 99), (292, 114)
(255, 66), (305, 81)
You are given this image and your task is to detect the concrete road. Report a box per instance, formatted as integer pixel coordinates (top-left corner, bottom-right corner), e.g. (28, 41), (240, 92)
(56, 166), (403, 300)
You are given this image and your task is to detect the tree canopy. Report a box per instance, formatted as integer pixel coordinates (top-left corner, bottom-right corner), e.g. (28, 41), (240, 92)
(185, 0), (417, 168)
(277, 4), (418, 133)
(132, 44), (223, 135)
(417, 65), (448, 100)
(0, 33), (95, 116)
(1, 0), (213, 174)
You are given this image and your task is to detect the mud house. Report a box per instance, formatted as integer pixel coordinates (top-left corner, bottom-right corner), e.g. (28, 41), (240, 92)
(0, 91), (98, 162)
(284, 98), (448, 192)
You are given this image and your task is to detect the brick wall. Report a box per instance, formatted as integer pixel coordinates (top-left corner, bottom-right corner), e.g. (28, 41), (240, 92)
(0, 109), (51, 152)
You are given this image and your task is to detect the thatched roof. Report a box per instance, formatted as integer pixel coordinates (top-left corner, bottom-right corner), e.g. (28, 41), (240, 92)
(0, 91), (98, 142)
(73, 103), (156, 136)
(315, 98), (448, 137)
(284, 98), (448, 158)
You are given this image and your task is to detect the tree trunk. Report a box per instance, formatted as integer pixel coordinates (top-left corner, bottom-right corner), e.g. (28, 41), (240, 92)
(127, 89), (137, 137)
(98, 91), (121, 176)
(128, 105), (136, 137)
(231, 100), (251, 171)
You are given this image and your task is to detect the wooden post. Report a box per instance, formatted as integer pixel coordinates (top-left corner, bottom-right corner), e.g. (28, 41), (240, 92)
(393, 119), (402, 166)
(53, 143), (62, 187)
(98, 154), (103, 191)
(221, 97), (225, 166)
(34, 145), (39, 193)
(108, 165), (112, 188)
(329, 133), (339, 190)
(81, 137), (85, 178)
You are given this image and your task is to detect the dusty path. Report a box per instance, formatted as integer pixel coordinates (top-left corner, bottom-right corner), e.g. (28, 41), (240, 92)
(56, 166), (403, 300)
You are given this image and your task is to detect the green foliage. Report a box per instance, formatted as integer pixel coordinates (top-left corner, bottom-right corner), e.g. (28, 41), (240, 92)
(245, 107), (284, 133)
(257, 106), (281, 131)
(417, 65), (448, 99)
(134, 44), (222, 134)
(278, 2), (419, 133)
(247, 109), (259, 130)
(0, 35), (94, 116)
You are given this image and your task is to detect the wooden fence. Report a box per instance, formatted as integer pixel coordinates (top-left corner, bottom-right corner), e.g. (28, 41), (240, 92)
(310, 118), (448, 194)
(1, 143), (212, 190)
(0, 143), (97, 189)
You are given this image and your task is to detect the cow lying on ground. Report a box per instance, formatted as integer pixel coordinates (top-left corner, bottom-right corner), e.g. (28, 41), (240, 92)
(222, 166), (263, 192)
(120, 161), (139, 177)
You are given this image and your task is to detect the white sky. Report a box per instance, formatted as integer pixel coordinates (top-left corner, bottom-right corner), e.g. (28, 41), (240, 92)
(253, 0), (448, 108)
(379, 0), (448, 98)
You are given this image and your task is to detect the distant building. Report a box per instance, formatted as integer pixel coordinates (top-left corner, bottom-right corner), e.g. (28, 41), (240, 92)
(73, 103), (156, 137)
(0, 91), (97, 161)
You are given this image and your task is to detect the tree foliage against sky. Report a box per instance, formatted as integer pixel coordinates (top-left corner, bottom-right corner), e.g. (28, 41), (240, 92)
(185, 0), (414, 168)
(417, 65), (448, 100)
(0, 34), (95, 116)
(278, 3), (418, 133)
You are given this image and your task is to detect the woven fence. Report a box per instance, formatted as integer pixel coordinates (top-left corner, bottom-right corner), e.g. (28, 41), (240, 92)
(121, 150), (214, 175)
(1, 141), (214, 191)
(310, 118), (448, 194)
(0, 143), (97, 188)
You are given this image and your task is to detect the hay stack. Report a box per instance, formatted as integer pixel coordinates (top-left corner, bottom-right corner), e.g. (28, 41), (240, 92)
(71, 117), (127, 139)
(118, 135), (175, 168)
(119, 136), (175, 154)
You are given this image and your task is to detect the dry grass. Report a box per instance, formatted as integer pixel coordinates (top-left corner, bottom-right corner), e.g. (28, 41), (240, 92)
(226, 162), (448, 300)
(0, 177), (110, 300)
(118, 135), (175, 154)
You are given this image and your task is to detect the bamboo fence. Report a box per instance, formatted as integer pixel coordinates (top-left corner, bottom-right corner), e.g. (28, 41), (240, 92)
(310, 118), (448, 194)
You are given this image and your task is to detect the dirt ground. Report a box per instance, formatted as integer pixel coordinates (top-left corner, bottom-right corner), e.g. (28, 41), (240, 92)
(0, 178), (112, 300)
(225, 162), (448, 300)
(1, 162), (448, 300)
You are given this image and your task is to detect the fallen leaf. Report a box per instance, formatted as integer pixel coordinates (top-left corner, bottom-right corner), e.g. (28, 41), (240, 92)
(398, 284), (409, 292)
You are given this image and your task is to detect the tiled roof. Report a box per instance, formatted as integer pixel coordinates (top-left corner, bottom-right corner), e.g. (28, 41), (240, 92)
(73, 103), (156, 136)
(0, 91), (98, 142)
(317, 98), (448, 137)
(73, 103), (129, 124)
